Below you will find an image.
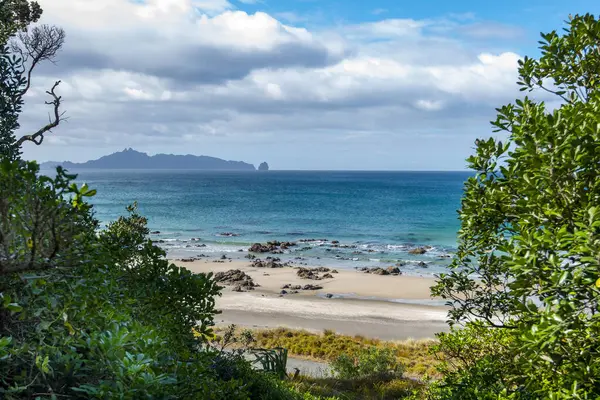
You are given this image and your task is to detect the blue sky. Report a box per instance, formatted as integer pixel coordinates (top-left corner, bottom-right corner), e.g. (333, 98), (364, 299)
(237, 0), (597, 53)
(18, 0), (600, 170)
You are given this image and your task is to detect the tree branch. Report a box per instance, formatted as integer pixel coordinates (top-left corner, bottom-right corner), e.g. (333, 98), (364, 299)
(12, 25), (65, 99)
(15, 80), (64, 147)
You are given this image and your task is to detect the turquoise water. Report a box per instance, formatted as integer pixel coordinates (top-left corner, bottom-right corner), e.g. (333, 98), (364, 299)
(66, 170), (471, 275)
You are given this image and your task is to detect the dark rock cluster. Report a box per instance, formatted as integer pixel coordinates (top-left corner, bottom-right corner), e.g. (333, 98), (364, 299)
(408, 246), (432, 255)
(248, 241), (297, 254)
(251, 257), (291, 268)
(280, 283), (323, 294)
(281, 284), (303, 290)
(214, 269), (258, 292)
(356, 266), (403, 275)
(296, 267), (336, 280)
(177, 255), (209, 262)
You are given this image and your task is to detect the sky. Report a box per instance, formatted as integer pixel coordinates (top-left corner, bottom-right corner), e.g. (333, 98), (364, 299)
(17, 0), (600, 170)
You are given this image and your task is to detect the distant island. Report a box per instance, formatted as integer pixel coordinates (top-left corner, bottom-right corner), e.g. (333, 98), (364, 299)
(42, 148), (259, 171)
(258, 162), (269, 171)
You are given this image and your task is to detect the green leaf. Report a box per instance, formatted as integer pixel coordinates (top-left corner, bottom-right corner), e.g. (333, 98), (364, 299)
(5, 303), (22, 313)
(558, 271), (569, 285)
(0, 336), (12, 348)
(540, 355), (554, 363)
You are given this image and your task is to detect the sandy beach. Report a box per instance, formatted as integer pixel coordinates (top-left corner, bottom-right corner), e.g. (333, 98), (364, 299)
(174, 259), (449, 340)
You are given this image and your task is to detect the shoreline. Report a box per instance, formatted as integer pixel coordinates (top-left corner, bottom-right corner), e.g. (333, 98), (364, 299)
(174, 259), (449, 340)
(156, 235), (456, 278)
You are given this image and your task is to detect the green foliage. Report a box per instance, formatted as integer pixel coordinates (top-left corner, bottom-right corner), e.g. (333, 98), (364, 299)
(427, 323), (518, 400)
(253, 347), (289, 380)
(0, 0), (42, 42)
(99, 202), (148, 262)
(243, 327), (438, 379)
(331, 346), (404, 380)
(0, 159), (96, 274)
(0, 161), (212, 397)
(0, 0), (38, 160)
(0, 43), (26, 159)
(289, 374), (422, 400)
(430, 13), (600, 399)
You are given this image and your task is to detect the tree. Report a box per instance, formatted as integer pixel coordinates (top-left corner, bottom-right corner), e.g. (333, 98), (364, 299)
(0, 0), (65, 160)
(0, 0), (42, 43)
(430, 14), (600, 399)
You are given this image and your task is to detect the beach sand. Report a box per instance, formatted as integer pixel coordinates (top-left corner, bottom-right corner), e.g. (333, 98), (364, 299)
(174, 260), (449, 340)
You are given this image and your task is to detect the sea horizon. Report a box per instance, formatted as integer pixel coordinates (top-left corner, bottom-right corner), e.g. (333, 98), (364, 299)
(42, 166), (472, 173)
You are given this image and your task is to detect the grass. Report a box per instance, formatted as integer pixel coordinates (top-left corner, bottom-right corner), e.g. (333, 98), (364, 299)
(213, 326), (441, 380)
(288, 374), (425, 400)
(253, 327), (440, 379)
(210, 326), (436, 399)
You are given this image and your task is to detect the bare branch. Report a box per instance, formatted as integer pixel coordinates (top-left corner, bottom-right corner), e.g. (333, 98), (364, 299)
(15, 80), (64, 147)
(11, 25), (65, 98)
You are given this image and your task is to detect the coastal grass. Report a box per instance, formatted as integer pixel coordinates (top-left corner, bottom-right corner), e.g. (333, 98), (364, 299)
(210, 326), (436, 398)
(254, 327), (440, 379)
(288, 374), (425, 400)
(213, 326), (441, 380)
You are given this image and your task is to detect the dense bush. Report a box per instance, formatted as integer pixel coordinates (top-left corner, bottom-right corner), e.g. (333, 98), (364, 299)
(331, 347), (404, 379)
(430, 13), (600, 399)
(0, 160), (208, 397)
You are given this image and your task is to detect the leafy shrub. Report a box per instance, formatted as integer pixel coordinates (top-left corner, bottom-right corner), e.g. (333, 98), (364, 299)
(0, 160), (97, 274)
(290, 374), (423, 400)
(430, 13), (600, 400)
(331, 346), (404, 379)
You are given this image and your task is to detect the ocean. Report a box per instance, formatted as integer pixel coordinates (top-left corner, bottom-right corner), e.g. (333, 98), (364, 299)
(65, 170), (471, 276)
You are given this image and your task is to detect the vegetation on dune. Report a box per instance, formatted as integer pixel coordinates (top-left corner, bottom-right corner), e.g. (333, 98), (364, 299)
(429, 13), (600, 399)
(226, 327), (439, 379)
(214, 326), (429, 399)
(288, 374), (424, 400)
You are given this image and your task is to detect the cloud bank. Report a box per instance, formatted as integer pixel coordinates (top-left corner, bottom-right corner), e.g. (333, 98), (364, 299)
(19, 0), (529, 169)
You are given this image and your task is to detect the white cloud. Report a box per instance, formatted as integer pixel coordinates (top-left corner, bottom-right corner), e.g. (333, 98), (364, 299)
(372, 8), (387, 15)
(124, 87), (154, 101)
(19, 0), (528, 169)
(459, 21), (525, 39)
(416, 100), (444, 111)
(344, 19), (426, 39)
